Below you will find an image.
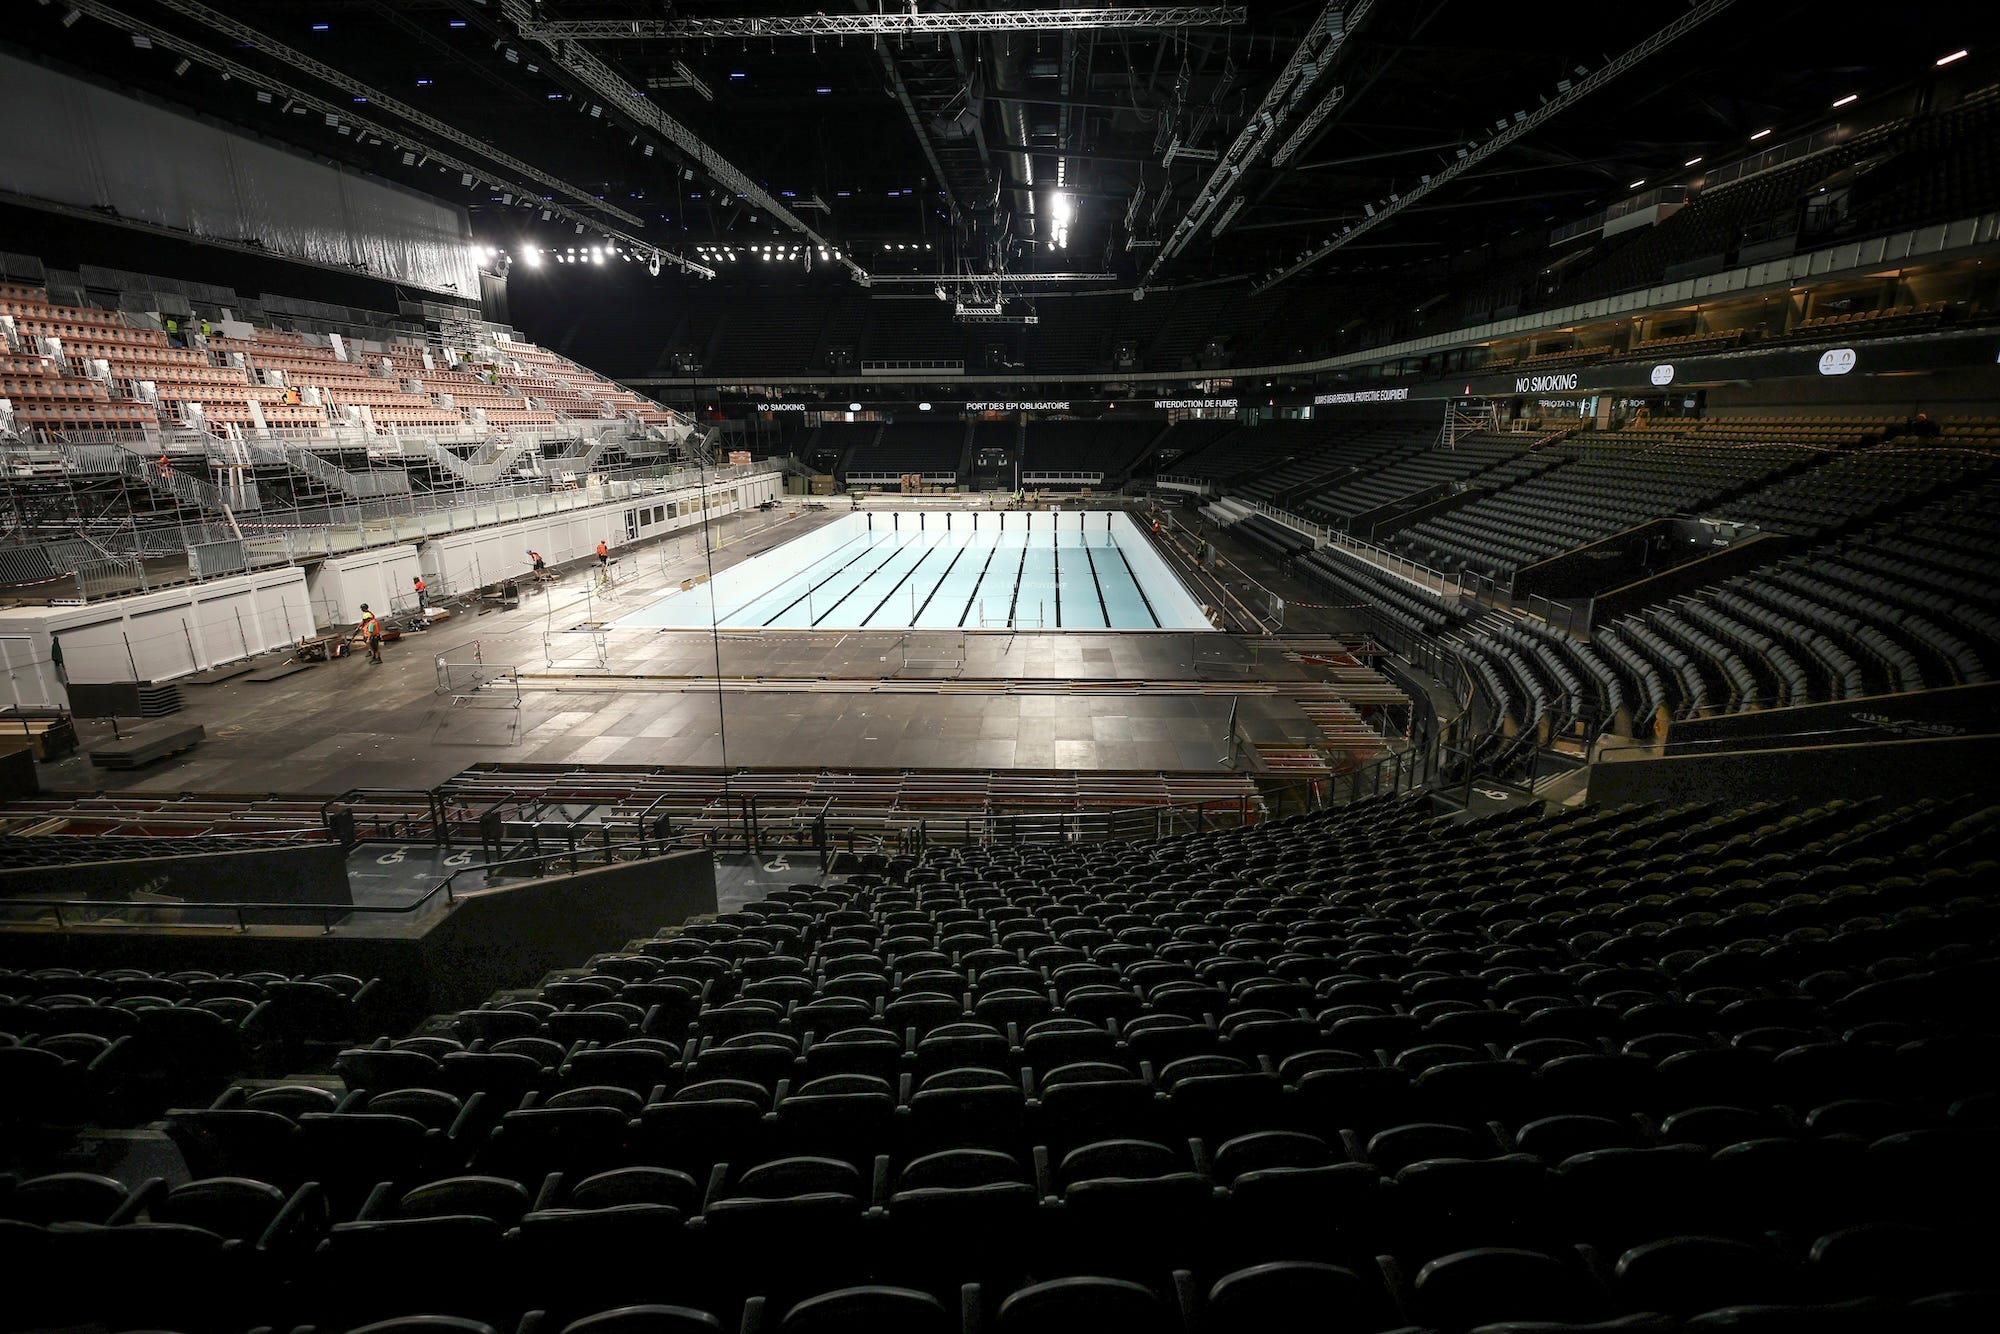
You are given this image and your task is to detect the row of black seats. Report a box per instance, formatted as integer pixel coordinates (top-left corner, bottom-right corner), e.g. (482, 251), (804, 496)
(2, 971), (381, 1128)
(8, 792), (1994, 1331)
(7, 1164), (1997, 1332)
(301, 1283), (2000, 1334)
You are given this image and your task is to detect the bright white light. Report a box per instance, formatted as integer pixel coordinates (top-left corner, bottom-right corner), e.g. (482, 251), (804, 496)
(1629, 180), (1645, 190)
(1750, 128), (1771, 140)
(522, 250), (542, 268)
(1937, 49), (1968, 66)
(1832, 93), (1858, 107)
(1684, 156), (1703, 167)
(848, 403), (862, 413)
(591, 252), (602, 264)
(919, 402), (932, 411)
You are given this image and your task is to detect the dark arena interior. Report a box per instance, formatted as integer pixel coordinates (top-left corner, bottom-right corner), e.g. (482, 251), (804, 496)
(3, 1), (2000, 1330)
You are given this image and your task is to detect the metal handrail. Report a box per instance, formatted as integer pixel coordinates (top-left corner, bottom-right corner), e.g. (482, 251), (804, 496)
(3, 836), (703, 935)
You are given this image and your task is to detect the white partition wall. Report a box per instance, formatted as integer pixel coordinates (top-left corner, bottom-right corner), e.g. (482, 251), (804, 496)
(309, 546), (425, 624)
(422, 472), (775, 595)
(0, 566), (314, 709)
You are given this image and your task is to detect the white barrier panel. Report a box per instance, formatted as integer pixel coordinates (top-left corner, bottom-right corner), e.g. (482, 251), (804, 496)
(310, 546), (425, 624)
(0, 566), (313, 708)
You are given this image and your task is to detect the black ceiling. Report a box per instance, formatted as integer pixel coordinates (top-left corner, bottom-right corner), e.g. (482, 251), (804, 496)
(7, 1), (1990, 294)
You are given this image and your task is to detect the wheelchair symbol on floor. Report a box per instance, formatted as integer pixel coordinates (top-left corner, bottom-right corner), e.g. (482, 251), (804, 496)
(763, 855), (791, 873)
(443, 851), (473, 868)
(375, 849), (407, 865)
(1474, 786), (1513, 801)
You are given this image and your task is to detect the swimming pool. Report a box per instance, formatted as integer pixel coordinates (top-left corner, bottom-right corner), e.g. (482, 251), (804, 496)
(619, 510), (1212, 631)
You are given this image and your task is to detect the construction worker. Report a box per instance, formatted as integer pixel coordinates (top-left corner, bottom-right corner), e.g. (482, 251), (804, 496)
(164, 317), (181, 347)
(199, 318), (212, 339)
(528, 548), (546, 577)
(595, 539), (609, 568)
(156, 453), (172, 479)
(412, 575), (427, 612)
(356, 604), (383, 664)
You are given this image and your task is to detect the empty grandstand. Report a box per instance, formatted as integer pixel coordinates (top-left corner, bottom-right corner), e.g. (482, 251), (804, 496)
(1, 4), (1996, 1333)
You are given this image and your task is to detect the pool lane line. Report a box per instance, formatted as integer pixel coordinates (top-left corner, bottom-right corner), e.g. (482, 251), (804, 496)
(1080, 538), (1114, 625)
(808, 532), (927, 627)
(757, 532), (890, 626)
(1104, 540), (1163, 628)
(956, 541), (1003, 628)
(861, 533), (947, 627)
(715, 529), (870, 623)
(908, 543), (967, 626)
(1052, 529), (1062, 628)
(1005, 538), (1030, 627)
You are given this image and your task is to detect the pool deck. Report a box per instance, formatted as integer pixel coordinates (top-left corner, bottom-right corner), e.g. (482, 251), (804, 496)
(31, 500), (1407, 796)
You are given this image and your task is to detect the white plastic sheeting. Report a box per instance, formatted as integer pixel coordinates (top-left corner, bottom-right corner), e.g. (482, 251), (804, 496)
(0, 52), (480, 298)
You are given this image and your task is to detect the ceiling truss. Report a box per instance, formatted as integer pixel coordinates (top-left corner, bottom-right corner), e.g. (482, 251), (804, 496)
(499, 0), (868, 283)
(1253, 0), (1739, 292)
(1143, 0), (1376, 282)
(519, 9), (1248, 41)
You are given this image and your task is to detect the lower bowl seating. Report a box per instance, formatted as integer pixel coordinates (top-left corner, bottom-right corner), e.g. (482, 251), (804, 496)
(4, 791), (1996, 1331)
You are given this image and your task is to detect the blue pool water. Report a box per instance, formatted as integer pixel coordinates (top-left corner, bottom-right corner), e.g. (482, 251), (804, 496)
(619, 510), (1211, 631)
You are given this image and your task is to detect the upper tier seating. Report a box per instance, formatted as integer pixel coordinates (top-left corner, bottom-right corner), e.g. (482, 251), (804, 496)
(1019, 420), (1163, 481)
(1298, 435), (1524, 530)
(1386, 428), (1804, 579)
(2, 287), (684, 440)
(843, 422), (966, 479)
(1716, 439), (1993, 536)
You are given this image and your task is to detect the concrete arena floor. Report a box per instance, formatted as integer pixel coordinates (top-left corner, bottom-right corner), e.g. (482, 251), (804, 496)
(36, 501), (1387, 797)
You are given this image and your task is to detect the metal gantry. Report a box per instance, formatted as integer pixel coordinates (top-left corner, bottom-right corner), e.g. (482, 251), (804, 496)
(1252, 0), (1739, 292)
(1143, 0), (1374, 278)
(518, 8), (1249, 40)
(500, 0), (867, 285)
